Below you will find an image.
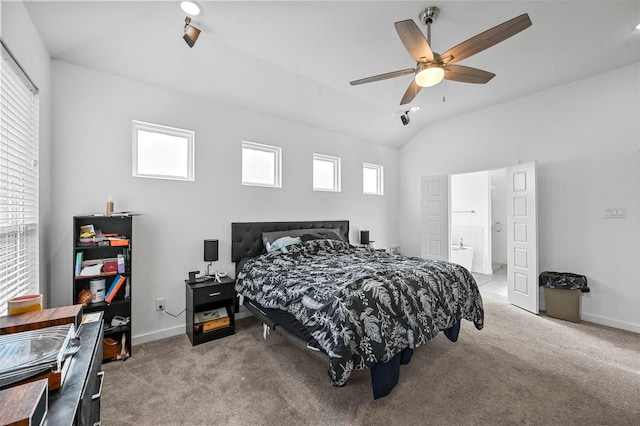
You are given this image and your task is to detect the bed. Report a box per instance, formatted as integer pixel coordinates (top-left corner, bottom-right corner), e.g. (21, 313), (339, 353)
(232, 220), (484, 398)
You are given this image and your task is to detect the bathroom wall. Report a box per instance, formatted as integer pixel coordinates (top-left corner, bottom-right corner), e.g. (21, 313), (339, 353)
(490, 169), (507, 269)
(450, 171), (492, 274)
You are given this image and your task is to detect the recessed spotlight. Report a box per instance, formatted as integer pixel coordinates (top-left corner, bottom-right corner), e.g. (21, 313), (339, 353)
(181, 1), (200, 16)
(409, 106), (421, 112)
(636, 23), (640, 30)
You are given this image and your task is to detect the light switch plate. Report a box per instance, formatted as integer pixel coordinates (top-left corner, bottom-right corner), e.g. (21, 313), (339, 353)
(603, 208), (626, 219)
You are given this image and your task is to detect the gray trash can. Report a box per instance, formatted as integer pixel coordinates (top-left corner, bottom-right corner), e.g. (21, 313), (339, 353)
(539, 272), (589, 323)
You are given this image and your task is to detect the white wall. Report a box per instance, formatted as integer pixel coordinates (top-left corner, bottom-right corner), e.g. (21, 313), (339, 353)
(50, 61), (399, 344)
(399, 63), (640, 333)
(1, 2), (52, 306)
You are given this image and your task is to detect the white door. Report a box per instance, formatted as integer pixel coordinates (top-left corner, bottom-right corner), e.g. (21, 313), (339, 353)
(506, 162), (539, 313)
(421, 175), (449, 261)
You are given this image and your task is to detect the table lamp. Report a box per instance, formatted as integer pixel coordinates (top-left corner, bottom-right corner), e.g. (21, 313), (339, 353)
(360, 230), (375, 248)
(360, 231), (370, 245)
(204, 239), (219, 279)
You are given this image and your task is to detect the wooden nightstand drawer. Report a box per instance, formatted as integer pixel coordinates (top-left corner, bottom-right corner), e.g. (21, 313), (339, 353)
(193, 283), (234, 305)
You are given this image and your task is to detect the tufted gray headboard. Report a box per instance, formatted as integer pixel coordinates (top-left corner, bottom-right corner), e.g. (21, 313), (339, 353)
(231, 220), (350, 264)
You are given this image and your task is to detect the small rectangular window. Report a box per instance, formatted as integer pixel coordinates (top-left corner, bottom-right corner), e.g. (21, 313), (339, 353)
(132, 120), (194, 181)
(363, 163), (384, 195)
(313, 154), (341, 192)
(242, 141), (282, 188)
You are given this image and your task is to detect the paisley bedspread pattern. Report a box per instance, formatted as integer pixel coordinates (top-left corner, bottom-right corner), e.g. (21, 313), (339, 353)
(236, 239), (484, 386)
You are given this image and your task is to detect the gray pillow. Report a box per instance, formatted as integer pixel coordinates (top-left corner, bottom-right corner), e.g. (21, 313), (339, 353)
(262, 228), (344, 248)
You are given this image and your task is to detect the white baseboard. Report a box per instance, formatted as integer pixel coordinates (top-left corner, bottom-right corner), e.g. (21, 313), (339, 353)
(132, 309), (255, 346)
(132, 324), (185, 346)
(581, 312), (640, 334)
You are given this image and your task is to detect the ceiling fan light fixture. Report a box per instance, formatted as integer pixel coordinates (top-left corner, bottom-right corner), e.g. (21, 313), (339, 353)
(181, 1), (200, 16)
(415, 64), (444, 87)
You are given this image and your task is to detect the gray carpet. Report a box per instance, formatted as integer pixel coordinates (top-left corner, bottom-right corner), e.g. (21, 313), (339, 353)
(102, 299), (640, 425)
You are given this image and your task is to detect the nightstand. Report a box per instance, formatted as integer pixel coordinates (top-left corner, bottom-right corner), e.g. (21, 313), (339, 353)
(185, 276), (236, 346)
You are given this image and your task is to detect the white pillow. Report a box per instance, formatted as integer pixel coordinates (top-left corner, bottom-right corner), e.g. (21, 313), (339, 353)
(266, 236), (302, 253)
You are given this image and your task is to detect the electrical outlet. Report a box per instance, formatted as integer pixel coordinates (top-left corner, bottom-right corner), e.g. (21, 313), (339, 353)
(156, 298), (165, 311)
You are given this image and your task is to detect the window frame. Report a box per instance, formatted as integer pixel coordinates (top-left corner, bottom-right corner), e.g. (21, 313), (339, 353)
(363, 162), (384, 196)
(132, 120), (195, 182)
(313, 153), (341, 192)
(241, 140), (282, 188)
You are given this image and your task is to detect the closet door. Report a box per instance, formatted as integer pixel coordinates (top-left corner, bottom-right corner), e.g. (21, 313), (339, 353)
(421, 175), (449, 261)
(506, 161), (539, 313)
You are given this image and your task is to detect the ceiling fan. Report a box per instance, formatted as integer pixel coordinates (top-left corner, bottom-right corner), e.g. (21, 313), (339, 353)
(349, 6), (532, 105)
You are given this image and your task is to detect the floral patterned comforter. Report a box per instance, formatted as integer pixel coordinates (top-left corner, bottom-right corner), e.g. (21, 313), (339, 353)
(236, 239), (484, 386)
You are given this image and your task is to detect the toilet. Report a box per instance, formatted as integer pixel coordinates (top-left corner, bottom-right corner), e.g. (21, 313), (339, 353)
(450, 246), (474, 271)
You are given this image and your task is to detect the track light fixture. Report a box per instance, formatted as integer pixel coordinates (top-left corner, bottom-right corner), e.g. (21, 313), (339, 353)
(400, 111), (410, 126)
(183, 16), (201, 48)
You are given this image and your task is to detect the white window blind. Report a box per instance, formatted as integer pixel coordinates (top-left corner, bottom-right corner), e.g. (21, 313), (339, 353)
(0, 42), (40, 316)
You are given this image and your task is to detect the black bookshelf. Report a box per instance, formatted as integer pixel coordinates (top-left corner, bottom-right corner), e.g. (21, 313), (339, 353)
(73, 215), (134, 362)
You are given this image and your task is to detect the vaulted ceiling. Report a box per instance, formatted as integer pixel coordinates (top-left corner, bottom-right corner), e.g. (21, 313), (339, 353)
(23, 1), (640, 147)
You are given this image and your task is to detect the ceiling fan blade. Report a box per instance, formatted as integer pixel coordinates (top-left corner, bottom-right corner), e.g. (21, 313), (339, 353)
(441, 14), (532, 65)
(400, 80), (422, 105)
(394, 19), (434, 62)
(350, 68), (414, 86)
(444, 65), (495, 84)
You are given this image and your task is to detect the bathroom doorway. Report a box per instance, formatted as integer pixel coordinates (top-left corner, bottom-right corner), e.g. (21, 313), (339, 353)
(421, 161), (539, 312)
(450, 168), (507, 301)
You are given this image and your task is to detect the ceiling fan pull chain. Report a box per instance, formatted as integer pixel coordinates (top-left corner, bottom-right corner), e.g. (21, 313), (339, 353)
(442, 80), (446, 102)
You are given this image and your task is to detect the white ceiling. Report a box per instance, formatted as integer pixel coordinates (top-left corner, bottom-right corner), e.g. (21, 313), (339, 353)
(23, 1), (640, 147)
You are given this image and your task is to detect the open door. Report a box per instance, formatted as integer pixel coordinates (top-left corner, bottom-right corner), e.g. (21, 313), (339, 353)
(421, 175), (449, 261)
(506, 161), (539, 313)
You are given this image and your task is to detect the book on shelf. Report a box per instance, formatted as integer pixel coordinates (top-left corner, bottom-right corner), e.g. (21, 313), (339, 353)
(103, 258), (118, 273)
(117, 254), (125, 273)
(105, 275), (126, 303)
(75, 251), (83, 276)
